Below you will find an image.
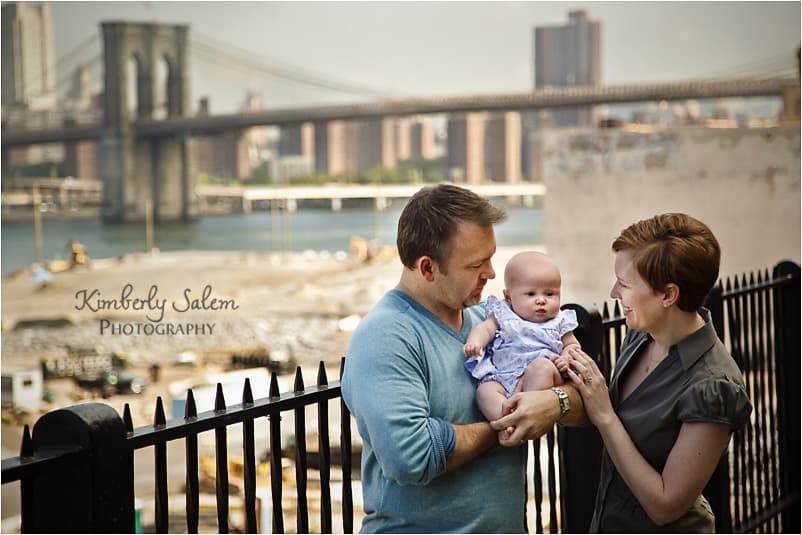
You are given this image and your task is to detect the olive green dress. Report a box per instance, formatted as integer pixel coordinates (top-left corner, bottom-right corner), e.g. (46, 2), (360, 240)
(590, 309), (752, 533)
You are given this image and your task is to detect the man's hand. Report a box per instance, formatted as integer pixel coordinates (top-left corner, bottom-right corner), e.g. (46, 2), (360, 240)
(490, 386), (585, 446)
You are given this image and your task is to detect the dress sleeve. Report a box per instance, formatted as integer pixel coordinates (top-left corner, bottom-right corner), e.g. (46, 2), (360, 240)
(558, 308), (579, 337)
(676, 377), (752, 430)
(485, 295), (503, 319)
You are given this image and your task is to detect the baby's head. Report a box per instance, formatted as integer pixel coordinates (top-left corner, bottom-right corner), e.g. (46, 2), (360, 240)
(502, 251), (562, 323)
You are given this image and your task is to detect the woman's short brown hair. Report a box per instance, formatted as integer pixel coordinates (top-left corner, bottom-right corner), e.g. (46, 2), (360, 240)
(396, 184), (507, 270)
(612, 213), (721, 312)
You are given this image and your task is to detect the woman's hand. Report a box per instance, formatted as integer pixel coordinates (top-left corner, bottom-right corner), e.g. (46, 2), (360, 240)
(565, 347), (615, 428)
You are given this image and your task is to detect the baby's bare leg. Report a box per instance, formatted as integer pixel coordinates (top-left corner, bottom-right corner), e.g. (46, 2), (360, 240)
(519, 357), (563, 392)
(476, 381), (508, 421)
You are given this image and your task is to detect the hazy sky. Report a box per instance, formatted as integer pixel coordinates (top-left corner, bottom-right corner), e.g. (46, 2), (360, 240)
(48, 1), (801, 113)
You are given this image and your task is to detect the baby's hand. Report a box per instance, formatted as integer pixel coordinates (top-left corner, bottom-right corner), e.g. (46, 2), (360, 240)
(463, 342), (483, 357)
(551, 353), (571, 373)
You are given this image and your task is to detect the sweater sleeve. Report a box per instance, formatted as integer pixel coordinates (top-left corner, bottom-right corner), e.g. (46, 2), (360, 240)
(342, 314), (454, 486)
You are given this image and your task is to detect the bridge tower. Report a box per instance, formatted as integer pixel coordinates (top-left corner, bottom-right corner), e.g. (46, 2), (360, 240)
(99, 22), (197, 222)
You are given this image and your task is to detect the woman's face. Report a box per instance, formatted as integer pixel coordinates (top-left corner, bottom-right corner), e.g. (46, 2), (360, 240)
(610, 249), (664, 333)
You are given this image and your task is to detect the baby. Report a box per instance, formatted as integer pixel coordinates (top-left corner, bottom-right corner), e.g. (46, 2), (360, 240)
(464, 251), (580, 422)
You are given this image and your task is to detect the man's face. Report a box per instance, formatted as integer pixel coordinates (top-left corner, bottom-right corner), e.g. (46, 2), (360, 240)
(432, 221), (497, 311)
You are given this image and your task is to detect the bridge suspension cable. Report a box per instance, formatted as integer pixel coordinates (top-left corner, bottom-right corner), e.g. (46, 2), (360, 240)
(53, 55), (102, 97)
(26, 33), (100, 100)
(189, 31), (400, 100)
(704, 51), (798, 81)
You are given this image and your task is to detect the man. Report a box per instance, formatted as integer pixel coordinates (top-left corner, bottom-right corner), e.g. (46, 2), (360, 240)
(342, 184), (532, 532)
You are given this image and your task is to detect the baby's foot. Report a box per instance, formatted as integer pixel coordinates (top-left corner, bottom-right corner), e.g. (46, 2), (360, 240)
(498, 426), (516, 442)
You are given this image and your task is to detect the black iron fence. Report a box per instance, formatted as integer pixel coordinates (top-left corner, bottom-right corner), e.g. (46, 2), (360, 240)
(2, 261), (799, 533)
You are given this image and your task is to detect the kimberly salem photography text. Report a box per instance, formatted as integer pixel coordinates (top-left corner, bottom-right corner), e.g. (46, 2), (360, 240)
(73, 283), (238, 335)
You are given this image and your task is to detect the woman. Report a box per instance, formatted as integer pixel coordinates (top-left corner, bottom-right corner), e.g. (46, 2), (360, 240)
(492, 213), (751, 532)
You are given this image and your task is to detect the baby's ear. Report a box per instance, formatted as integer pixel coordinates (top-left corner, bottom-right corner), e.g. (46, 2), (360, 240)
(502, 289), (511, 303)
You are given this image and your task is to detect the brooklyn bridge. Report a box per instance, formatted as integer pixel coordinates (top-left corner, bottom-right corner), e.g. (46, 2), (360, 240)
(2, 21), (798, 222)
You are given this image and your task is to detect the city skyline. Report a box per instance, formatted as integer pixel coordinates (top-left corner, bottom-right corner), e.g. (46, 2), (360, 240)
(46, 1), (801, 113)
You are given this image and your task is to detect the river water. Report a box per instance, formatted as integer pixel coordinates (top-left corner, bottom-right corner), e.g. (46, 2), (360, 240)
(1, 199), (544, 275)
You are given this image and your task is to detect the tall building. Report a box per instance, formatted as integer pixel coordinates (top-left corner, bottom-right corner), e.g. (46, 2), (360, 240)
(534, 10), (601, 127)
(193, 92), (279, 180)
(279, 122), (315, 158)
(239, 91), (271, 164)
(1, 2), (65, 170)
(63, 135), (97, 179)
(314, 118), (400, 176)
(447, 113), (486, 185)
(62, 65), (93, 109)
(193, 130), (251, 180)
(194, 98), (251, 179)
(394, 117), (412, 161)
(2, 2), (57, 110)
(409, 117), (436, 160)
(349, 118), (397, 172)
(315, 120), (348, 176)
(312, 116), (437, 177)
(485, 112), (521, 183)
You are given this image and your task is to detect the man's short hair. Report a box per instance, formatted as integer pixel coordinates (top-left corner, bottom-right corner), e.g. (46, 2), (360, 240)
(612, 213), (721, 312)
(396, 184), (507, 269)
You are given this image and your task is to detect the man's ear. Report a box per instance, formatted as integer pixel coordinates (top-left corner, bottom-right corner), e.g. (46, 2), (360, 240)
(418, 256), (436, 282)
(662, 283), (680, 308)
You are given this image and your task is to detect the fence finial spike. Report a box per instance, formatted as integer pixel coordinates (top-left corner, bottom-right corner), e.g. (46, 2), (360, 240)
(317, 361), (328, 386)
(214, 382), (226, 412)
(123, 403), (134, 432)
(185, 388), (198, 418)
(20, 424), (33, 457)
(294, 366), (305, 392)
(340, 355), (346, 380)
(269, 372), (280, 398)
(154, 396), (166, 425)
(243, 377), (254, 404)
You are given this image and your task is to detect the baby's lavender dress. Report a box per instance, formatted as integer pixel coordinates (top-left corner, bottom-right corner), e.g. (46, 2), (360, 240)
(464, 295), (578, 396)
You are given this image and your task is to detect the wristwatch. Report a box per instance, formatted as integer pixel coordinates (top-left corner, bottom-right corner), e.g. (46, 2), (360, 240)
(551, 387), (570, 422)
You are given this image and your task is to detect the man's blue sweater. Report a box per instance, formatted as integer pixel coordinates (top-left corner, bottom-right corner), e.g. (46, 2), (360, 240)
(342, 289), (526, 533)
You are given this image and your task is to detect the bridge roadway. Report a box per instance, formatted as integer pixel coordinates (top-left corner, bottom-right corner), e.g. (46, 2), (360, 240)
(1, 78), (794, 147)
(1, 182), (547, 211)
(198, 182), (546, 212)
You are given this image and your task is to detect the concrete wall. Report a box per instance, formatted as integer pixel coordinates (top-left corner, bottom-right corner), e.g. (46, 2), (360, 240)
(541, 124), (801, 306)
